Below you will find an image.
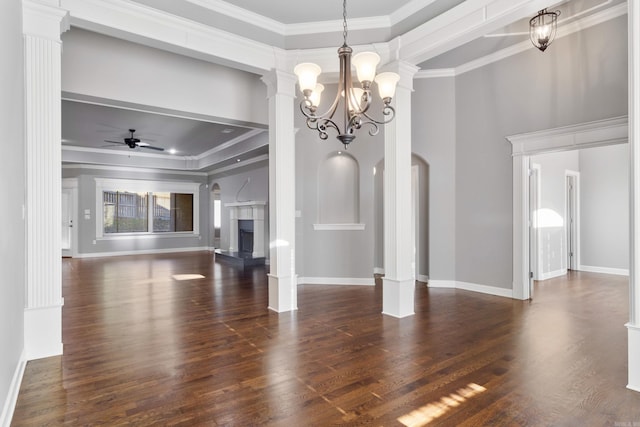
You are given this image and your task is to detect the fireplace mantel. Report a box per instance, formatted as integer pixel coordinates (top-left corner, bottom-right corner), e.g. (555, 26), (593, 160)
(225, 201), (266, 257)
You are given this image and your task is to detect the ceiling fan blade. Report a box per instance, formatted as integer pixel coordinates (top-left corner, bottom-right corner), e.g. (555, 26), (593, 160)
(140, 145), (165, 151)
(104, 139), (126, 145)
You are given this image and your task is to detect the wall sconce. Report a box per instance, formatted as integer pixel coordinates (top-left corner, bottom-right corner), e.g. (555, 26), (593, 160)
(529, 9), (560, 52)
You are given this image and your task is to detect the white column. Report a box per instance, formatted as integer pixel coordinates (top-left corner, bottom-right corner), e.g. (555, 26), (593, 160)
(382, 62), (419, 318)
(22, 0), (69, 360)
(628, 0), (640, 393)
(261, 70), (297, 312)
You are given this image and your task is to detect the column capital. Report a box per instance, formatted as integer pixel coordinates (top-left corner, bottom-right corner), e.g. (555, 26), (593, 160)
(381, 60), (420, 92)
(22, 0), (70, 41)
(261, 69), (297, 99)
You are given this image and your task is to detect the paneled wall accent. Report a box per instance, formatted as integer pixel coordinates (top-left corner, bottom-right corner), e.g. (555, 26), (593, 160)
(22, 0), (69, 360)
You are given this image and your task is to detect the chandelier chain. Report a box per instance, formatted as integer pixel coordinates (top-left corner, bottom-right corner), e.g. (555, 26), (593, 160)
(342, 0), (348, 46)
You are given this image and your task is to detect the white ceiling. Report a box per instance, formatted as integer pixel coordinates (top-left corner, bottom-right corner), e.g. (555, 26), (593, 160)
(61, 0), (626, 172)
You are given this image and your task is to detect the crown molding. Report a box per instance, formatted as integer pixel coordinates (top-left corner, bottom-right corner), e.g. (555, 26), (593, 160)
(62, 163), (208, 176)
(415, 68), (455, 79)
(455, 1), (628, 76)
(506, 116), (628, 156)
(207, 154), (269, 176)
(195, 129), (265, 160)
(184, 0), (439, 37)
(416, 1), (627, 79)
(60, 0), (281, 73)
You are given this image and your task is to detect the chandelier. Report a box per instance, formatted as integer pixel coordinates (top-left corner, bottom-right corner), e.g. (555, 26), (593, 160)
(293, 0), (400, 148)
(529, 9), (560, 52)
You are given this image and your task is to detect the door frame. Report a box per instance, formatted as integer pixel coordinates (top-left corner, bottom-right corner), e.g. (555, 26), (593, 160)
(62, 178), (78, 258)
(507, 116), (628, 300)
(565, 170), (581, 271)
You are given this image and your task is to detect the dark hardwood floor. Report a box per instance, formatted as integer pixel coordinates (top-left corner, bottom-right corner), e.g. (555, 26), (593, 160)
(11, 253), (640, 426)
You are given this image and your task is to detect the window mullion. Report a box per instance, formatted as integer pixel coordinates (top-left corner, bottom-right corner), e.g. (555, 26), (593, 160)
(147, 191), (153, 233)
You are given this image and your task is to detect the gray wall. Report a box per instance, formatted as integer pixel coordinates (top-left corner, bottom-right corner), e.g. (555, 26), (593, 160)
(454, 15), (628, 289)
(580, 144), (629, 270)
(0, 0), (25, 420)
(412, 77), (457, 281)
(209, 161), (270, 259)
(62, 167), (209, 255)
(530, 151), (580, 276)
(295, 83), (384, 279)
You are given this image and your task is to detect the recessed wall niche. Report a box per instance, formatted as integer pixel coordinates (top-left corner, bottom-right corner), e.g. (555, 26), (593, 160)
(317, 151), (360, 227)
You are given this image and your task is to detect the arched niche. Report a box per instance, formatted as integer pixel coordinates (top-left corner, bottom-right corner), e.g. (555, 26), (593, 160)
(210, 183), (221, 248)
(374, 154), (430, 281)
(317, 151), (360, 226)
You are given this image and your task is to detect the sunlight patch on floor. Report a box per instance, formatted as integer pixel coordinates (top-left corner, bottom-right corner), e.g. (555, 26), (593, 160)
(397, 383), (487, 427)
(172, 274), (206, 281)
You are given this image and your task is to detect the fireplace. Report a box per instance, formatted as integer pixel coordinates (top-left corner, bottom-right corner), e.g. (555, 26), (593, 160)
(225, 201), (266, 258)
(238, 220), (254, 254)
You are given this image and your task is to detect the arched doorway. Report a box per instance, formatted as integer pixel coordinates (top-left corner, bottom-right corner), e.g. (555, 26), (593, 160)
(374, 154), (430, 281)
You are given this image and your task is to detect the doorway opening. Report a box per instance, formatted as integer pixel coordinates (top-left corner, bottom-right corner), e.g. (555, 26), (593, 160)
(374, 154), (429, 282)
(211, 183), (221, 249)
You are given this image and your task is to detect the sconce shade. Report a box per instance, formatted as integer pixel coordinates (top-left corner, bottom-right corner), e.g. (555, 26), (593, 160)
(352, 52), (380, 84)
(375, 72), (400, 100)
(309, 84), (324, 107)
(529, 9), (559, 52)
(294, 63), (322, 93)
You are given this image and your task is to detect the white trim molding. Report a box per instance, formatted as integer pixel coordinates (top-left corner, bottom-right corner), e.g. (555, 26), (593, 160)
(428, 280), (513, 299)
(507, 116), (629, 301)
(0, 350), (26, 427)
(297, 277), (375, 286)
(313, 223), (366, 231)
(579, 265), (630, 276)
(508, 116), (628, 156)
(75, 247), (209, 259)
(539, 269), (568, 281)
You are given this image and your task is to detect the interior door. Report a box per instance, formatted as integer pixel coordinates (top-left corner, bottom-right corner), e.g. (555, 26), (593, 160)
(61, 188), (73, 257)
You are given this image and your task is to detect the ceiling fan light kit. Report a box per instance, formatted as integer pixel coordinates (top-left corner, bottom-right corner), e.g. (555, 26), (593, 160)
(104, 129), (165, 151)
(294, 0), (400, 149)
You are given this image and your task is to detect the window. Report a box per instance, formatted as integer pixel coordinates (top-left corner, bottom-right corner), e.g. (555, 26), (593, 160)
(96, 178), (200, 238)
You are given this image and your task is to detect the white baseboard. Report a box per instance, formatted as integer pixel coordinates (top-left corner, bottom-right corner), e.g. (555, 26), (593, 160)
(579, 265), (630, 276)
(75, 246), (210, 258)
(427, 280), (456, 288)
(298, 277), (375, 286)
(373, 267), (385, 275)
(540, 269), (567, 280)
(628, 323), (640, 393)
(427, 280), (513, 299)
(24, 304), (63, 361)
(416, 274), (429, 283)
(0, 350), (26, 427)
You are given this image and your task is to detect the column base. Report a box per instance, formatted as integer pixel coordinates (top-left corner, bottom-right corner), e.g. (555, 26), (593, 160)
(268, 274), (298, 313)
(628, 323), (640, 392)
(24, 302), (63, 360)
(382, 278), (415, 318)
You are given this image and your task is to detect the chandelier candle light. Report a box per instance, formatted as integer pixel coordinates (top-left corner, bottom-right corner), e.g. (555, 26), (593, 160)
(529, 8), (560, 52)
(294, 0), (400, 148)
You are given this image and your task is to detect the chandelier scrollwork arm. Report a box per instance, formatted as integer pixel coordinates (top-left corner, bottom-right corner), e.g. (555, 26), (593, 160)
(293, 0), (401, 149)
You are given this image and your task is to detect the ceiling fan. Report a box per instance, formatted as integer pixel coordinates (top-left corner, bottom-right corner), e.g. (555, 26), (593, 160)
(104, 129), (164, 151)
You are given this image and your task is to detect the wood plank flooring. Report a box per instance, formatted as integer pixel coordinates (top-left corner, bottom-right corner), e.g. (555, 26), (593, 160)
(11, 252), (640, 426)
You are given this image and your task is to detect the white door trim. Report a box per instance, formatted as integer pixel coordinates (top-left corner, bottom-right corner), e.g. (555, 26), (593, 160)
(507, 116), (628, 300)
(62, 178), (78, 258)
(565, 170), (581, 271)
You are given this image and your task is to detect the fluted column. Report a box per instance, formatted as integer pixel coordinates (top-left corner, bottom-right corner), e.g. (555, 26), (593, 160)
(22, 0), (69, 360)
(628, 0), (640, 393)
(261, 69), (297, 312)
(382, 61), (419, 318)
